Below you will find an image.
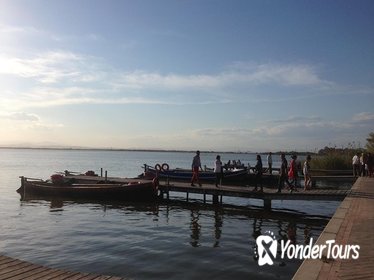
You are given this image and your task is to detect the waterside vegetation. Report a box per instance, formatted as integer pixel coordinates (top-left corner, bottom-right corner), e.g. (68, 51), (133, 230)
(311, 132), (374, 170)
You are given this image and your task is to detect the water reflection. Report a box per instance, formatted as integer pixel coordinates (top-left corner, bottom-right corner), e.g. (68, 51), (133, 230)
(190, 209), (201, 247)
(19, 195), (329, 251)
(213, 208), (223, 248)
(50, 199), (64, 211)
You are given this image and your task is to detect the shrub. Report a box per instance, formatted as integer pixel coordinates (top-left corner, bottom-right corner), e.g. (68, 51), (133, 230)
(311, 153), (352, 170)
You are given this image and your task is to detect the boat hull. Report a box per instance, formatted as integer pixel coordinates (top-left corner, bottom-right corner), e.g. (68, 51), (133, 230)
(143, 164), (249, 183)
(18, 179), (157, 201)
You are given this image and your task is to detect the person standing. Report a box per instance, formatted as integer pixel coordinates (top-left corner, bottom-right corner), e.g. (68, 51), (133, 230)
(267, 152), (273, 174)
(254, 154), (263, 192)
(191, 151), (202, 186)
(277, 153), (289, 193)
(214, 155), (223, 187)
(367, 153), (373, 177)
(352, 153), (360, 177)
(303, 155), (312, 190)
(360, 152), (367, 177)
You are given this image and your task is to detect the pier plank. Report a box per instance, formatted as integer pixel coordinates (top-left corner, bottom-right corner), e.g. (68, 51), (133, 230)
(4, 266), (54, 280)
(0, 256), (127, 280)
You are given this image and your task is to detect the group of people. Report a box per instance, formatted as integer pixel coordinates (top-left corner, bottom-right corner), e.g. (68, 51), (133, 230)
(352, 152), (374, 177)
(224, 159), (245, 170)
(254, 153), (312, 193)
(190, 151), (313, 192)
(191, 151), (223, 187)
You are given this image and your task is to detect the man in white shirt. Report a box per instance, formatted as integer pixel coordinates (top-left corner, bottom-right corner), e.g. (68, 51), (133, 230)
(352, 153), (360, 177)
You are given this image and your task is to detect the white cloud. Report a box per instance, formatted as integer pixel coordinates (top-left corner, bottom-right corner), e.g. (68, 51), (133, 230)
(0, 24), (41, 35)
(2, 112), (40, 122)
(0, 51), (87, 84)
(353, 112), (374, 122)
(194, 113), (371, 146)
(0, 46), (364, 113)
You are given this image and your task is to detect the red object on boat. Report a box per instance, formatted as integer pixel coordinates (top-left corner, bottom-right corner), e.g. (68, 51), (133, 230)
(51, 174), (64, 185)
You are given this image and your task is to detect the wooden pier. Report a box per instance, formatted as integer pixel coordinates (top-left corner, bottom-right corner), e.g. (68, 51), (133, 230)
(0, 255), (125, 280)
(158, 181), (350, 209)
(42, 173), (352, 210)
(293, 177), (374, 279)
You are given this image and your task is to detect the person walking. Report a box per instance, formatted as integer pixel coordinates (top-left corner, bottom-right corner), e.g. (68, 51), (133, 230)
(277, 153), (290, 193)
(254, 154), (263, 192)
(288, 154), (299, 192)
(191, 151), (202, 186)
(214, 155), (223, 187)
(303, 155), (312, 190)
(267, 152), (273, 174)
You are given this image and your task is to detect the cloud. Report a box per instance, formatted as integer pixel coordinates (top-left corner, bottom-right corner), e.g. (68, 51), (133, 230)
(0, 51), (87, 84)
(1, 112), (40, 122)
(195, 113), (371, 141)
(113, 63), (328, 92)
(352, 112), (374, 122)
(0, 24), (41, 35)
(0, 111), (63, 137)
(0, 47), (355, 110)
(226, 62), (330, 86)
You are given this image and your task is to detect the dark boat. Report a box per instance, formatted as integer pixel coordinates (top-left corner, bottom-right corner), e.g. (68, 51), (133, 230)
(142, 163), (249, 183)
(18, 174), (158, 201)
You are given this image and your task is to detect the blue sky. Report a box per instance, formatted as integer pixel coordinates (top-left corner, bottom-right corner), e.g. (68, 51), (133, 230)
(0, 0), (373, 152)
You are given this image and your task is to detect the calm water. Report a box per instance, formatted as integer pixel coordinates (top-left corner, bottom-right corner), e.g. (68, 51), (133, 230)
(0, 149), (341, 279)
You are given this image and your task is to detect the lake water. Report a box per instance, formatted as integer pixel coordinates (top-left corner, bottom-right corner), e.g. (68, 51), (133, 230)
(0, 148), (342, 279)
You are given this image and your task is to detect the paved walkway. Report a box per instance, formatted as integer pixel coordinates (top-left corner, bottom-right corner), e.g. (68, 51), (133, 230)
(293, 177), (374, 279)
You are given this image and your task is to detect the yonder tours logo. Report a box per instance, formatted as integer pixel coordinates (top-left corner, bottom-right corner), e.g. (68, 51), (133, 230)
(255, 231), (360, 266)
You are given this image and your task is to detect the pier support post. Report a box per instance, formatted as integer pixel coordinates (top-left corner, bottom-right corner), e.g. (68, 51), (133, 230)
(21, 176), (26, 198)
(264, 199), (271, 210)
(213, 194), (219, 204)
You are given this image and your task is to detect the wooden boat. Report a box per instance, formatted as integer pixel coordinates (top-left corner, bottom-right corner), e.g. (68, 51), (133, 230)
(141, 163), (249, 183)
(18, 174), (158, 201)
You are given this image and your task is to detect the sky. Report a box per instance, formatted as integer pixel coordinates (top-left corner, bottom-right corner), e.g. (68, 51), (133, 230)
(0, 0), (373, 152)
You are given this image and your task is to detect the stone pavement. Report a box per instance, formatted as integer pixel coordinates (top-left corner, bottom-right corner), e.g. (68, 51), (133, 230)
(293, 177), (374, 279)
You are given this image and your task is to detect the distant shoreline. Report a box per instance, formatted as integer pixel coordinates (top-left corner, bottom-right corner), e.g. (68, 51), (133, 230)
(0, 146), (314, 155)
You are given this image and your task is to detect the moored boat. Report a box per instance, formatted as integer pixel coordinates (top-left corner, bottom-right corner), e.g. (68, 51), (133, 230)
(18, 174), (158, 201)
(141, 163), (249, 183)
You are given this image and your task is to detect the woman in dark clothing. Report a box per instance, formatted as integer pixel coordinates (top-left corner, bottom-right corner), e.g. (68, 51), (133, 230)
(277, 153), (291, 193)
(254, 154), (263, 192)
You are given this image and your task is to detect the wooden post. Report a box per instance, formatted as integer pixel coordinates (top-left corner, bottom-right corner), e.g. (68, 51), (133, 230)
(186, 192), (189, 202)
(213, 194), (219, 204)
(21, 176), (26, 198)
(105, 171), (107, 182)
(264, 199), (271, 210)
(100, 168), (103, 177)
